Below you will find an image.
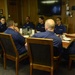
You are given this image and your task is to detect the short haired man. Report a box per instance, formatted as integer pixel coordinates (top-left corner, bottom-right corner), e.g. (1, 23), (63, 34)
(4, 20), (27, 55)
(23, 16), (35, 29)
(33, 19), (63, 56)
(36, 16), (45, 32)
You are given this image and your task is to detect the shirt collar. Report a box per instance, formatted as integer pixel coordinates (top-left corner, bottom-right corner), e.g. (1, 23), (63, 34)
(46, 30), (54, 34)
(7, 28), (14, 31)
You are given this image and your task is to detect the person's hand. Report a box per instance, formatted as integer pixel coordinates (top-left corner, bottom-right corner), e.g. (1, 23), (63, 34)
(14, 27), (20, 32)
(56, 34), (60, 37)
(63, 33), (67, 35)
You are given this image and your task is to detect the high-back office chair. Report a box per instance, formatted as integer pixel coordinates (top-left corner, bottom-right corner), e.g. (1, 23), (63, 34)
(0, 41), (3, 56)
(27, 37), (59, 75)
(0, 33), (28, 75)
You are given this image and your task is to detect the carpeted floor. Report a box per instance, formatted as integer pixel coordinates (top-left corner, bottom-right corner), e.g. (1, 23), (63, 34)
(0, 56), (75, 75)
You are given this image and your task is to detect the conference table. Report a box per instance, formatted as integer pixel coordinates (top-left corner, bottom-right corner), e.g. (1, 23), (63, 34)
(62, 38), (74, 49)
(23, 34), (74, 49)
(20, 28), (74, 49)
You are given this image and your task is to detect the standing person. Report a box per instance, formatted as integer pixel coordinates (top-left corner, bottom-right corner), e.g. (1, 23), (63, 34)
(4, 20), (27, 55)
(54, 17), (66, 35)
(33, 19), (63, 56)
(23, 16), (35, 29)
(36, 16), (45, 32)
(0, 16), (7, 32)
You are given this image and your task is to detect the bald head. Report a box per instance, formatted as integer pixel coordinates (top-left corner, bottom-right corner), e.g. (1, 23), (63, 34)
(45, 19), (55, 31)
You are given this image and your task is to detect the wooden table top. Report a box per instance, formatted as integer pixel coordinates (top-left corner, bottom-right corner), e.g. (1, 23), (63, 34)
(23, 34), (74, 49)
(62, 38), (74, 49)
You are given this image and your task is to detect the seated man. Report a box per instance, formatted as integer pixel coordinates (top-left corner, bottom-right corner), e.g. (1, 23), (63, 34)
(54, 17), (66, 35)
(0, 16), (7, 32)
(0, 16), (7, 54)
(4, 20), (27, 55)
(36, 16), (45, 32)
(33, 19), (63, 56)
(23, 16), (35, 29)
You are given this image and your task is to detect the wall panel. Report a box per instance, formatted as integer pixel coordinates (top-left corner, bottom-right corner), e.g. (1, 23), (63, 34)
(0, 0), (6, 17)
(22, 0), (75, 33)
(0, 0), (75, 32)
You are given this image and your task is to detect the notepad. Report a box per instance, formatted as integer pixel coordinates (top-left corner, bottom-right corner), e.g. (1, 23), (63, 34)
(63, 37), (71, 41)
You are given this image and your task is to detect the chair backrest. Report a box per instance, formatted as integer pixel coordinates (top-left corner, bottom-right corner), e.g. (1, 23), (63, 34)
(27, 37), (54, 66)
(0, 33), (19, 57)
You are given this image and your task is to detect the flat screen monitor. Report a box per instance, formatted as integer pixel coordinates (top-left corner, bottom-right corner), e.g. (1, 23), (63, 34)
(38, 0), (62, 16)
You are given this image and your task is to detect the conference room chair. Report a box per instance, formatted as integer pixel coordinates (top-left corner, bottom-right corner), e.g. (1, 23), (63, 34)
(27, 37), (60, 75)
(0, 42), (3, 57)
(69, 55), (75, 69)
(0, 33), (28, 75)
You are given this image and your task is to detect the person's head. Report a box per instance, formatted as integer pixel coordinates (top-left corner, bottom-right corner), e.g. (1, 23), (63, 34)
(39, 16), (44, 24)
(45, 19), (55, 32)
(25, 16), (30, 23)
(7, 20), (15, 29)
(56, 17), (62, 25)
(0, 16), (6, 24)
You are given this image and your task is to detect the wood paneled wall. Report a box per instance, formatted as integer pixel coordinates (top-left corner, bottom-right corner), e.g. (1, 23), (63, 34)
(7, 0), (22, 26)
(22, 0), (75, 33)
(22, 0), (66, 23)
(67, 0), (75, 33)
(0, 0), (6, 17)
(0, 0), (22, 27)
(0, 0), (75, 33)
(22, 0), (39, 25)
